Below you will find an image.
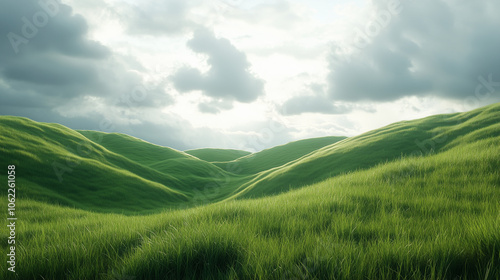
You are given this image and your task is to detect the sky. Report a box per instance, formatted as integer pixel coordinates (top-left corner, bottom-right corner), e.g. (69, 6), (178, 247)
(1, 0), (500, 151)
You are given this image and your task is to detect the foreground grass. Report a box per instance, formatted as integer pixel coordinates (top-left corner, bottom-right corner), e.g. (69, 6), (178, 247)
(1, 138), (499, 279)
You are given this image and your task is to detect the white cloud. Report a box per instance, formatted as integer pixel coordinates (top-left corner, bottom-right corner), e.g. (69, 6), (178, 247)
(2, 0), (499, 151)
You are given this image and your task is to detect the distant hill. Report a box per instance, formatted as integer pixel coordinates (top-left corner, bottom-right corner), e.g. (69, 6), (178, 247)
(1, 103), (499, 280)
(185, 148), (251, 162)
(228, 103), (500, 199)
(213, 136), (347, 174)
(0, 117), (242, 213)
(1, 108), (498, 279)
(79, 131), (192, 165)
(1, 103), (499, 213)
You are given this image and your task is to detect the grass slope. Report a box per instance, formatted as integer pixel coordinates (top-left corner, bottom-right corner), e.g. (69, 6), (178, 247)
(0, 132), (498, 279)
(79, 131), (192, 165)
(231, 103), (500, 199)
(1, 103), (500, 213)
(0, 117), (252, 213)
(214, 136), (347, 175)
(78, 130), (248, 204)
(0, 117), (192, 213)
(0, 121), (346, 213)
(185, 148), (251, 162)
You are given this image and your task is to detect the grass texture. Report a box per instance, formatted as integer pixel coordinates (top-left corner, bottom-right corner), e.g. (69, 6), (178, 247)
(0, 103), (499, 279)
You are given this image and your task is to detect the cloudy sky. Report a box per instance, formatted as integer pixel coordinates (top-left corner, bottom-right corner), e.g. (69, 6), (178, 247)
(1, 0), (499, 151)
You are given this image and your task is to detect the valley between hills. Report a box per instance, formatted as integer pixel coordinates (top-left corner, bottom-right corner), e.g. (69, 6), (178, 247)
(0, 103), (499, 279)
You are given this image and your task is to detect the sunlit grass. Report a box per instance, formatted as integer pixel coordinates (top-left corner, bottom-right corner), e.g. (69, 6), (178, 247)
(0, 104), (499, 279)
(0, 138), (498, 279)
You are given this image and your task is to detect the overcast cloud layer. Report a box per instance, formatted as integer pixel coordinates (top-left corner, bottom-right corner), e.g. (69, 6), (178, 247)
(1, 0), (499, 151)
(326, 0), (500, 103)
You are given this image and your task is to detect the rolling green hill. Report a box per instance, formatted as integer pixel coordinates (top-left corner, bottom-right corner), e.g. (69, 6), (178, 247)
(1, 116), (498, 279)
(229, 103), (500, 199)
(1, 103), (500, 213)
(185, 148), (251, 162)
(77, 130), (247, 204)
(0, 117), (253, 213)
(79, 131), (192, 165)
(0, 119), (346, 213)
(0, 103), (499, 279)
(213, 136), (347, 174)
(0, 117), (191, 213)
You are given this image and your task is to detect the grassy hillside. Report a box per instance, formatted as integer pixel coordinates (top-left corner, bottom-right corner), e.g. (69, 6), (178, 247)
(231, 103), (500, 199)
(0, 131), (498, 279)
(214, 136), (347, 175)
(0, 119), (348, 213)
(79, 130), (192, 165)
(0, 117), (254, 213)
(185, 148), (251, 162)
(78, 130), (249, 205)
(0, 116), (193, 213)
(1, 104), (500, 213)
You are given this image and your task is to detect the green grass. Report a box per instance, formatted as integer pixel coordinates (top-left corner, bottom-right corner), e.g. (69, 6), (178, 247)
(79, 130), (192, 165)
(0, 103), (499, 279)
(185, 148), (251, 162)
(230, 103), (500, 199)
(0, 118), (252, 213)
(0, 136), (498, 279)
(213, 136), (347, 175)
(0, 120), (345, 213)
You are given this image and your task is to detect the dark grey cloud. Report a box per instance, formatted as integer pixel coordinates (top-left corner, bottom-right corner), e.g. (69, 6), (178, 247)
(0, 0), (172, 113)
(4, 54), (98, 89)
(172, 28), (264, 112)
(327, 0), (500, 103)
(0, 83), (56, 109)
(1, 0), (109, 58)
(280, 84), (352, 115)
